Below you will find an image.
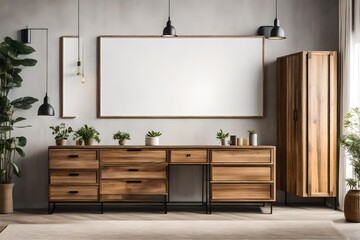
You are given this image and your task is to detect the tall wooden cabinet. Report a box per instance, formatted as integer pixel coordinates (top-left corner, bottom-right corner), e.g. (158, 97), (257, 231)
(276, 51), (337, 199)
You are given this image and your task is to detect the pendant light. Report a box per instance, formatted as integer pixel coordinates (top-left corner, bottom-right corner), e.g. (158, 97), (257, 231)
(77, 0), (85, 82)
(20, 27), (55, 116)
(162, 0), (176, 37)
(268, 0), (286, 40)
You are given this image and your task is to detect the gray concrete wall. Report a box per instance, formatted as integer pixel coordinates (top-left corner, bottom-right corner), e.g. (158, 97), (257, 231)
(0, 0), (338, 208)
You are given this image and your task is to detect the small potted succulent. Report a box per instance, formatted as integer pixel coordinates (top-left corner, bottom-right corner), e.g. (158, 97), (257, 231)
(248, 130), (258, 146)
(113, 131), (131, 145)
(145, 131), (162, 146)
(74, 124), (100, 146)
(216, 129), (229, 146)
(49, 123), (73, 146)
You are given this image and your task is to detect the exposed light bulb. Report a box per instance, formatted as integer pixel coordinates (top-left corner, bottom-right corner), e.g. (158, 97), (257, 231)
(81, 73), (85, 84)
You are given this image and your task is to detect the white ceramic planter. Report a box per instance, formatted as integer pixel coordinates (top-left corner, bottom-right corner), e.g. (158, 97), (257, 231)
(145, 136), (159, 146)
(249, 133), (258, 146)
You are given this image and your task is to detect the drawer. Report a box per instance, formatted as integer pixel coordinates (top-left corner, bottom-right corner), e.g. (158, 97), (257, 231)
(49, 185), (98, 201)
(211, 183), (273, 201)
(101, 194), (164, 202)
(101, 149), (166, 164)
(101, 180), (167, 195)
(50, 171), (97, 184)
(170, 150), (207, 164)
(211, 149), (272, 163)
(101, 164), (166, 179)
(49, 149), (99, 169)
(211, 166), (272, 181)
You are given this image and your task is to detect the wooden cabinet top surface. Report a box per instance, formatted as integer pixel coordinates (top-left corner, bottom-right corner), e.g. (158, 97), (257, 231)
(49, 145), (275, 150)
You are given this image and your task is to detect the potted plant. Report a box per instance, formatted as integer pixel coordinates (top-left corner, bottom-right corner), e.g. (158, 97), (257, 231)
(49, 123), (73, 146)
(113, 131), (130, 145)
(248, 130), (258, 146)
(145, 131), (162, 146)
(74, 124), (100, 146)
(339, 107), (360, 222)
(216, 129), (229, 146)
(0, 37), (38, 214)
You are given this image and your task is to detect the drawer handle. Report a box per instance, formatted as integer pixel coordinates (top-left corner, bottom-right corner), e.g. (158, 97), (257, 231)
(186, 154), (192, 157)
(68, 154), (79, 158)
(126, 149), (142, 152)
(68, 173), (80, 176)
(68, 191), (79, 194)
(128, 169), (139, 172)
(126, 180), (142, 183)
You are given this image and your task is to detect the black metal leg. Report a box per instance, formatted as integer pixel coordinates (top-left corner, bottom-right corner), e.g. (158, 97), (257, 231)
(48, 202), (55, 214)
(270, 202), (273, 214)
(324, 197), (327, 206)
(262, 202), (265, 207)
(164, 195), (167, 214)
(205, 165), (209, 214)
(202, 165), (205, 206)
(167, 165), (170, 203)
(334, 197), (337, 210)
(284, 191), (288, 206)
(101, 202), (104, 214)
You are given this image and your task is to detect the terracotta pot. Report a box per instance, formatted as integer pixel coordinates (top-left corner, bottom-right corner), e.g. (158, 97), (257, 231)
(118, 139), (126, 146)
(55, 139), (67, 146)
(344, 190), (360, 222)
(0, 183), (14, 214)
(84, 138), (94, 146)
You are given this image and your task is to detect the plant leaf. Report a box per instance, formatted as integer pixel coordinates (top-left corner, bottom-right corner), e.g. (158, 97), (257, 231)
(16, 136), (27, 147)
(11, 97), (38, 109)
(15, 147), (25, 157)
(0, 126), (13, 133)
(11, 162), (21, 177)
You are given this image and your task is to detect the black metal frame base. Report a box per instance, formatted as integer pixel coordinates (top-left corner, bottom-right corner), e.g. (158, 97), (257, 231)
(208, 202), (273, 214)
(48, 202), (104, 214)
(284, 192), (338, 210)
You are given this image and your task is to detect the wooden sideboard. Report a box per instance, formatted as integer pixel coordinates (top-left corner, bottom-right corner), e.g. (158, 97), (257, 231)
(48, 145), (276, 214)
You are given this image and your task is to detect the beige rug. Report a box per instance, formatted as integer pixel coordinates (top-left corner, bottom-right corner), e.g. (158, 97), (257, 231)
(0, 220), (346, 240)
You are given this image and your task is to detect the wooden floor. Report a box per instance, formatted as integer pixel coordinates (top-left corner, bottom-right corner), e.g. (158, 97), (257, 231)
(0, 206), (359, 239)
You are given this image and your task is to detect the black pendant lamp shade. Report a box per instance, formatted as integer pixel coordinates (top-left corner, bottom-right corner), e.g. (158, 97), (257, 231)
(38, 93), (55, 116)
(162, 0), (176, 37)
(268, 0), (286, 40)
(20, 27), (55, 116)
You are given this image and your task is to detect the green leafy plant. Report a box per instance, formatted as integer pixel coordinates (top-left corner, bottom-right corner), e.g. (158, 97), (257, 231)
(74, 124), (100, 143)
(146, 131), (162, 137)
(113, 131), (131, 141)
(49, 123), (73, 140)
(216, 129), (229, 140)
(0, 37), (38, 184)
(248, 130), (256, 134)
(339, 107), (360, 190)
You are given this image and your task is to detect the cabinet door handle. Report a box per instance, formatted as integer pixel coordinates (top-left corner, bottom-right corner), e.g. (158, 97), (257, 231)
(126, 180), (142, 183)
(128, 169), (139, 172)
(68, 191), (79, 194)
(126, 149), (142, 152)
(68, 173), (80, 176)
(186, 154), (192, 157)
(68, 154), (79, 158)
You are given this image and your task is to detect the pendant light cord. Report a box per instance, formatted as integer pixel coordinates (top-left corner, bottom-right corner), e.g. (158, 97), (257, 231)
(77, 0), (80, 62)
(168, 0), (171, 19)
(46, 29), (49, 93)
(275, 0), (278, 18)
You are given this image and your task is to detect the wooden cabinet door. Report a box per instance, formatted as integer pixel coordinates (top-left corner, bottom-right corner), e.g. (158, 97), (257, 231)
(306, 52), (337, 197)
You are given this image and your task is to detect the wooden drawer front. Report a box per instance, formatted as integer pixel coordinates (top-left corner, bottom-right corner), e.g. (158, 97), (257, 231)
(49, 149), (97, 160)
(101, 165), (166, 179)
(50, 171), (97, 184)
(101, 149), (166, 164)
(101, 194), (163, 202)
(49, 149), (98, 169)
(211, 183), (272, 201)
(170, 150), (207, 163)
(211, 149), (272, 163)
(101, 180), (167, 195)
(49, 186), (98, 201)
(212, 166), (272, 181)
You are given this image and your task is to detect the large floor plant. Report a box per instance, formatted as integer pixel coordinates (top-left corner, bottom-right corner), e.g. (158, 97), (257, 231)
(0, 36), (38, 213)
(339, 107), (360, 222)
